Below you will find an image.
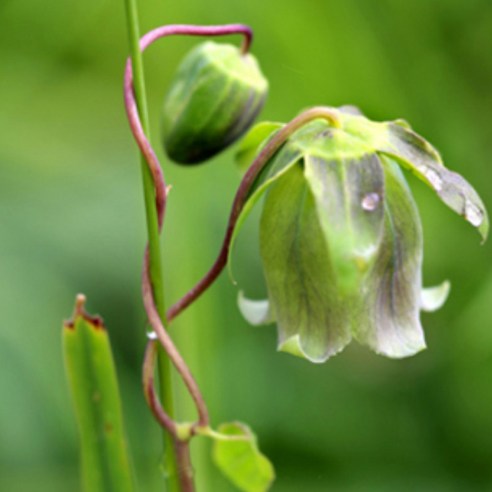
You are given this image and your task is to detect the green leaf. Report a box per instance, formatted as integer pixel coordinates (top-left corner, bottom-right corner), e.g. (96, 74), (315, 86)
(235, 121), (284, 172)
(382, 122), (489, 241)
(354, 159), (426, 357)
(421, 281), (451, 312)
(260, 163), (351, 362)
(304, 153), (385, 294)
(212, 422), (274, 492)
(63, 296), (134, 492)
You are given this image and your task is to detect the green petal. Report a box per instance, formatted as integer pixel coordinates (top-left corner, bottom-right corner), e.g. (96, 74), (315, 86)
(238, 292), (275, 325)
(260, 163), (351, 363)
(381, 122), (489, 241)
(354, 159), (426, 358)
(421, 281), (451, 312)
(304, 153), (385, 294)
(228, 138), (303, 278)
(235, 121), (284, 172)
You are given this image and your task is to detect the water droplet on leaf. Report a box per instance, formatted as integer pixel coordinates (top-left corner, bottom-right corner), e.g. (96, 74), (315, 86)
(361, 192), (380, 211)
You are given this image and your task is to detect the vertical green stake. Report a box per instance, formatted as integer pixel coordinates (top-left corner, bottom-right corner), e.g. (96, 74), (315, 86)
(63, 295), (134, 492)
(122, 0), (180, 489)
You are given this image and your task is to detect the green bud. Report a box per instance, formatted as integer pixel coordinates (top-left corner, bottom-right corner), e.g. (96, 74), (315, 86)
(161, 41), (268, 165)
(231, 107), (488, 362)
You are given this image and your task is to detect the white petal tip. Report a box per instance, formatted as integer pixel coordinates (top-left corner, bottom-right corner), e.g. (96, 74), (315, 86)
(238, 292), (274, 326)
(421, 281), (451, 312)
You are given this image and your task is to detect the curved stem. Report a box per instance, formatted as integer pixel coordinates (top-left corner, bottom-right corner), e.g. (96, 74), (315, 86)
(123, 21), (254, 492)
(142, 340), (177, 435)
(143, 250), (209, 427)
(167, 106), (340, 322)
(123, 3), (177, 489)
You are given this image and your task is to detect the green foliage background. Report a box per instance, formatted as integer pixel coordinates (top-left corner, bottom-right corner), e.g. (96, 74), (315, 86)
(1, 0), (491, 490)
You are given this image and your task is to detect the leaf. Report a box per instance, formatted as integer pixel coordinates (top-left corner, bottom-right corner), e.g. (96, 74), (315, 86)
(354, 159), (426, 358)
(304, 153), (385, 294)
(63, 296), (134, 492)
(238, 292), (275, 325)
(421, 281), (451, 312)
(260, 163), (351, 362)
(212, 422), (274, 492)
(381, 122), (489, 241)
(235, 121), (284, 172)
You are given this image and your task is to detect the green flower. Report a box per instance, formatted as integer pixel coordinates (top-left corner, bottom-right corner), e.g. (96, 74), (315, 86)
(233, 107), (488, 363)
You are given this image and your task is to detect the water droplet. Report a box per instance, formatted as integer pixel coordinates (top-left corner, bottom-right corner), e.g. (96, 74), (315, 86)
(147, 330), (158, 341)
(361, 192), (380, 211)
(465, 199), (483, 227)
(419, 166), (443, 191)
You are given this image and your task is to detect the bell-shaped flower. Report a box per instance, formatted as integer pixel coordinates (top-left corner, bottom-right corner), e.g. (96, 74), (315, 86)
(232, 107), (488, 363)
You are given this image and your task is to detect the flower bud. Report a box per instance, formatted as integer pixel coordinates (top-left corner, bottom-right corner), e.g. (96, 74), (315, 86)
(161, 41), (268, 165)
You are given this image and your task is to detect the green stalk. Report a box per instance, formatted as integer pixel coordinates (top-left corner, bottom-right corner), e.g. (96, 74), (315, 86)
(122, 1), (179, 490)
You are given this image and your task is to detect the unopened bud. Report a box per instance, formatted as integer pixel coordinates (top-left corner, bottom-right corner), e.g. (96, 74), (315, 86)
(161, 41), (268, 165)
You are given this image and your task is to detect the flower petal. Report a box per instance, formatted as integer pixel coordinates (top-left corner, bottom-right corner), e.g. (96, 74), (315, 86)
(354, 158), (426, 358)
(421, 281), (451, 312)
(228, 140), (303, 277)
(304, 153), (385, 294)
(260, 163), (351, 363)
(238, 293), (275, 325)
(381, 122), (489, 242)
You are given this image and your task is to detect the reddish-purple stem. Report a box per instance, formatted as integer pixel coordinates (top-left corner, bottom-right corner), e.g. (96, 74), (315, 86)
(124, 25), (253, 436)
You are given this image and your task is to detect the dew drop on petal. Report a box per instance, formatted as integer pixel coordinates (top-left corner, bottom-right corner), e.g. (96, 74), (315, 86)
(464, 199), (484, 227)
(361, 192), (381, 212)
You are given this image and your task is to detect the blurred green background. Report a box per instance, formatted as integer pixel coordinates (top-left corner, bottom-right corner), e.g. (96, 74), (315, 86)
(1, 0), (491, 490)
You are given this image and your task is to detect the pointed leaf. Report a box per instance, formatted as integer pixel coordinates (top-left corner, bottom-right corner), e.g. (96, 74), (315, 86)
(238, 292), (275, 325)
(63, 296), (134, 492)
(354, 159), (426, 358)
(304, 153), (385, 294)
(421, 281), (451, 312)
(381, 122), (489, 241)
(235, 121), (284, 172)
(212, 422), (275, 492)
(260, 163), (351, 362)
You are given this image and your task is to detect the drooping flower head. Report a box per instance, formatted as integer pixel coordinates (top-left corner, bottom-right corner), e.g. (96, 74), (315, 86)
(232, 107), (488, 363)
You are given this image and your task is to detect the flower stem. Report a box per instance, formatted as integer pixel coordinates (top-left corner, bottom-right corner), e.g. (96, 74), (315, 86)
(122, 1), (179, 490)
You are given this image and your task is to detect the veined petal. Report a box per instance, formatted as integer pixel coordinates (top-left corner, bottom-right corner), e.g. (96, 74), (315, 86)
(381, 122), (489, 241)
(354, 158), (426, 358)
(228, 140), (303, 277)
(260, 163), (351, 363)
(238, 293), (275, 325)
(304, 153), (385, 294)
(421, 281), (451, 312)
